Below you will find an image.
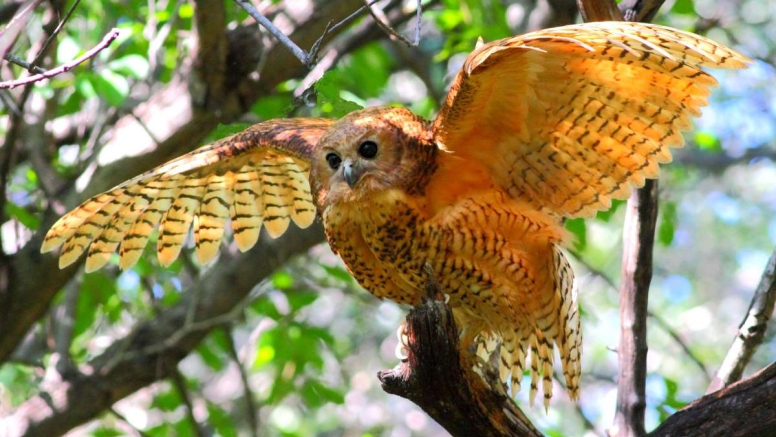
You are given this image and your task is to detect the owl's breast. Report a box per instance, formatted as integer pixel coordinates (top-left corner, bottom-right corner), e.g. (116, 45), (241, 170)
(322, 189), (430, 304)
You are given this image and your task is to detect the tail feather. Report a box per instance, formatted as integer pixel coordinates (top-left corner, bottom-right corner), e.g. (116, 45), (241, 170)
(484, 246), (580, 405)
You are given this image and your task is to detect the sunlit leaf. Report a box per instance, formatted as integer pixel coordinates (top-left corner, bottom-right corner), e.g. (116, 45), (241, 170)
(658, 202), (677, 246)
(565, 218), (587, 252)
(287, 291), (318, 312)
(151, 388), (182, 411)
(207, 402), (238, 437)
(4, 202), (40, 230)
(107, 54), (150, 79)
(694, 131), (721, 152)
(92, 69), (129, 106)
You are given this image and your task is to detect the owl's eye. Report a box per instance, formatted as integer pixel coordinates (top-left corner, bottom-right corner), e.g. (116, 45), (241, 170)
(358, 141), (378, 159)
(325, 152), (342, 170)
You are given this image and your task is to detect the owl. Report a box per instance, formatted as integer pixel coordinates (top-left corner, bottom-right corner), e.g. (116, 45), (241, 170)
(41, 22), (750, 406)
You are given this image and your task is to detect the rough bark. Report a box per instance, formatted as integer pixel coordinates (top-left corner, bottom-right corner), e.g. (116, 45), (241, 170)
(378, 275), (542, 437)
(649, 362), (776, 437)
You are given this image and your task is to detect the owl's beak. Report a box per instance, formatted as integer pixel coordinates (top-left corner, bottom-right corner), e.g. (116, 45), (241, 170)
(343, 159), (362, 189)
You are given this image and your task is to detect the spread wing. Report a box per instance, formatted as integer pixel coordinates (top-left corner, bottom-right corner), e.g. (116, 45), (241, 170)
(42, 118), (335, 272)
(432, 21), (750, 218)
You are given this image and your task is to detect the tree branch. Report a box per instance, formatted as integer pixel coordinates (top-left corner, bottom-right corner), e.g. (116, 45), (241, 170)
(378, 269), (542, 437)
(0, 28), (119, 89)
(708, 247), (776, 392)
(649, 362), (776, 437)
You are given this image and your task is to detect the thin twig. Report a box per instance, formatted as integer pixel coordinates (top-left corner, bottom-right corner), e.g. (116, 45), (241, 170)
(362, 0), (422, 47)
(30, 0), (81, 68)
(171, 369), (205, 437)
(0, 27), (119, 89)
(233, 0), (311, 66)
(326, 0), (382, 35)
(648, 310), (711, 383)
(235, 0), (390, 68)
(3, 52), (45, 73)
(0, 0), (43, 58)
(223, 325), (260, 437)
(708, 246), (776, 392)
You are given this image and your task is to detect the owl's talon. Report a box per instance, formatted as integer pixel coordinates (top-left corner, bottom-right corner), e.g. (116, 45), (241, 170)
(444, 293), (450, 304)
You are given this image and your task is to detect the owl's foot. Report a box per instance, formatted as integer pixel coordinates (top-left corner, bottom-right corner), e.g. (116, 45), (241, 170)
(395, 321), (410, 361)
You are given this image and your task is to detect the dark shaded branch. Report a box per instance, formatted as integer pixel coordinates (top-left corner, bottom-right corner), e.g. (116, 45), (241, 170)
(223, 326), (261, 437)
(649, 362), (776, 437)
(191, 0), (228, 109)
(170, 369), (205, 437)
(576, 0), (623, 21)
(613, 180), (658, 437)
(708, 247), (776, 392)
(618, 0), (665, 23)
(378, 273), (542, 437)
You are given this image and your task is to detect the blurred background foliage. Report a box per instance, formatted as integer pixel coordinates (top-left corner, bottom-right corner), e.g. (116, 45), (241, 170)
(0, 0), (774, 436)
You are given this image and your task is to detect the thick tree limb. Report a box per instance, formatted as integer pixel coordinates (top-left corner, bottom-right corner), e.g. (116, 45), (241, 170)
(378, 272), (542, 437)
(1, 225), (325, 437)
(649, 362), (776, 437)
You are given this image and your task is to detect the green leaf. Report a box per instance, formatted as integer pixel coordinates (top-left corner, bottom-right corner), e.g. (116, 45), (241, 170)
(252, 94), (294, 120)
(658, 202), (677, 246)
(91, 70), (129, 106)
(321, 264), (353, 284)
(596, 199), (625, 222)
(197, 342), (225, 371)
(210, 122), (251, 140)
(75, 75), (97, 99)
(107, 54), (150, 79)
(272, 271), (294, 290)
(251, 296), (282, 319)
(93, 428), (123, 437)
(565, 218), (587, 252)
(671, 0), (696, 15)
(151, 388), (182, 411)
(287, 291), (318, 312)
(178, 3), (194, 19)
(207, 403), (238, 437)
(315, 72), (363, 117)
(694, 131), (721, 152)
(253, 344), (276, 369)
(305, 380), (344, 406)
(4, 202), (40, 229)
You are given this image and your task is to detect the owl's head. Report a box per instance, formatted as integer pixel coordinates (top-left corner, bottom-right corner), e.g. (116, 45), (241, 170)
(311, 106), (436, 208)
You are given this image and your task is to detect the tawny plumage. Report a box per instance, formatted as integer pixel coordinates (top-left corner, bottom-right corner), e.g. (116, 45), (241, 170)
(42, 22), (750, 406)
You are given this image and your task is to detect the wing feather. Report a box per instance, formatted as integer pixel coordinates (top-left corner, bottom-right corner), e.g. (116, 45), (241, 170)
(432, 21), (750, 218)
(43, 118), (334, 271)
